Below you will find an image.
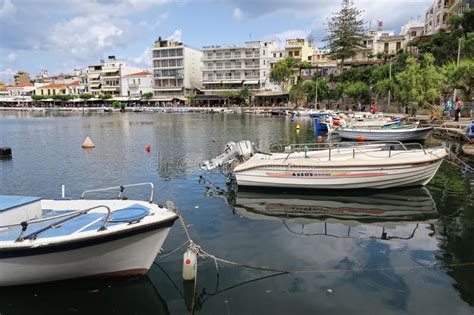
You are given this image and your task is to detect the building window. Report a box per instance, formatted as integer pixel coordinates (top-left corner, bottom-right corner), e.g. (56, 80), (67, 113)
(396, 42), (401, 50)
(289, 51), (293, 57)
(263, 60), (266, 65)
(384, 43), (389, 52)
(279, 53), (283, 57)
(294, 51), (300, 56)
(273, 53), (276, 58)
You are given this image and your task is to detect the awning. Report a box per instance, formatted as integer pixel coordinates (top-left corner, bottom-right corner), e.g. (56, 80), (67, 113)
(88, 73), (100, 79)
(112, 97), (130, 101)
(244, 80), (259, 85)
(102, 86), (120, 91)
(129, 97), (142, 101)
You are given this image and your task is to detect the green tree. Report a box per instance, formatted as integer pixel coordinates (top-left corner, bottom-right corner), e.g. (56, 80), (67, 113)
(395, 54), (445, 113)
(185, 91), (197, 106)
(344, 81), (369, 103)
(443, 59), (474, 101)
(303, 78), (329, 104)
(217, 90), (238, 105)
(112, 100), (121, 108)
(31, 95), (45, 101)
(100, 94), (113, 100)
(238, 86), (253, 106)
(324, 0), (364, 69)
(289, 81), (307, 108)
(79, 93), (93, 100)
(142, 92), (153, 99)
(270, 57), (299, 92)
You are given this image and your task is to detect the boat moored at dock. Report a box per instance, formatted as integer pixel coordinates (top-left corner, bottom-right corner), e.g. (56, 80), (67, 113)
(201, 141), (447, 189)
(0, 183), (178, 286)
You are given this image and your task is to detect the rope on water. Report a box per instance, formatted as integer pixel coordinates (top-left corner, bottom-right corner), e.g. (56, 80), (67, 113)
(161, 203), (474, 275)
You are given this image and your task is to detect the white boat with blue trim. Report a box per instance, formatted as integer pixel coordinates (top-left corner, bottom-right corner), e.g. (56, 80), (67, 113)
(0, 183), (178, 286)
(201, 141), (447, 189)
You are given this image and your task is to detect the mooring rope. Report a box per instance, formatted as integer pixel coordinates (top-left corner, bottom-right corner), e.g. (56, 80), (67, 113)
(162, 203), (474, 276)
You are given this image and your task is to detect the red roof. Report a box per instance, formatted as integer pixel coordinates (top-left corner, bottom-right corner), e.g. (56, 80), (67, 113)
(125, 71), (151, 77)
(14, 83), (34, 87)
(40, 81), (80, 89)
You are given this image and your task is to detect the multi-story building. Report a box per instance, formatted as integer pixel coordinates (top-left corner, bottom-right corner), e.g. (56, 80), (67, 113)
(202, 40), (277, 93)
(447, 0), (473, 15)
(425, 0), (451, 35)
(375, 35), (405, 54)
(14, 71), (31, 85)
(84, 56), (144, 96)
(121, 71), (153, 97)
(284, 38), (315, 63)
(400, 20), (425, 46)
(152, 38), (202, 100)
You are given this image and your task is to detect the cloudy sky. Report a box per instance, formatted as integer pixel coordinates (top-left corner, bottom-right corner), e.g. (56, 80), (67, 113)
(0, 0), (431, 82)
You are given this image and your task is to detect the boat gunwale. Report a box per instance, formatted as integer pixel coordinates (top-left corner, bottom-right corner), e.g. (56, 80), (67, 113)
(0, 214), (178, 258)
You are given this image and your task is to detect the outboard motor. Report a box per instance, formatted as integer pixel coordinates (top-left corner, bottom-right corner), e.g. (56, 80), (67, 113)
(201, 140), (256, 171)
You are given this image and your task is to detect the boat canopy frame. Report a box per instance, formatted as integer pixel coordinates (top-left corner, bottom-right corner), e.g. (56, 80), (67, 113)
(283, 141), (427, 161)
(81, 182), (155, 203)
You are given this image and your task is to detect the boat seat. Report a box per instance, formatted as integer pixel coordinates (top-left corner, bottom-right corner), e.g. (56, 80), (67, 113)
(107, 204), (150, 223)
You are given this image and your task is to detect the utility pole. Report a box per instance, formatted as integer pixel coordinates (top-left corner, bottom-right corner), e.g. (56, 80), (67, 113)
(453, 37), (462, 101)
(315, 77), (318, 109)
(388, 60), (392, 108)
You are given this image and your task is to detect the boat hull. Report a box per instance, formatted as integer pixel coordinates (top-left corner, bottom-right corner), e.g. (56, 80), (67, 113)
(338, 127), (432, 141)
(235, 159), (443, 189)
(0, 224), (172, 286)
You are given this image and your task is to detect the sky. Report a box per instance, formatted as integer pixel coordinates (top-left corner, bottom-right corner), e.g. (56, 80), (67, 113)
(0, 0), (432, 83)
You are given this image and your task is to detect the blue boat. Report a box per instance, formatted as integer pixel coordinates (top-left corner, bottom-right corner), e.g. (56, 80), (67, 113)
(467, 121), (474, 138)
(314, 118), (329, 134)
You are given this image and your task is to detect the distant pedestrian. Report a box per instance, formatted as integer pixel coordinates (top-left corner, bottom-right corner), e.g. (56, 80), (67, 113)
(454, 98), (462, 122)
(444, 99), (452, 118)
(371, 104), (377, 114)
(357, 102), (362, 111)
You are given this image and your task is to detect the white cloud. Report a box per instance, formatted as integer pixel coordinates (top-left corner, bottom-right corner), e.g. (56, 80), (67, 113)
(167, 29), (182, 42)
(5, 52), (16, 62)
(0, 0), (16, 18)
(47, 15), (131, 59)
(233, 7), (243, 21)
(130, 47), (152, 68)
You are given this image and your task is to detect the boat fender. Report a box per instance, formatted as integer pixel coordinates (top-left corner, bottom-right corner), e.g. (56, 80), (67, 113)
(317, 135), (323, 142)
(296, 124), (300, 130)
(145, 144), (151, 152)
(183, 248), (197, 281)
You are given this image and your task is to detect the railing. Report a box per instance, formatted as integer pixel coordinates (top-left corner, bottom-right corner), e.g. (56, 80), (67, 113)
(10, 205), (112, 242)
(81, 182), (154, 202)
(283, 141), (426, 161)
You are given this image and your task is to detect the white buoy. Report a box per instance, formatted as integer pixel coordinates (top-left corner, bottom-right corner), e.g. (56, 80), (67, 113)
(82, 136), (95, 148)
(183, 248), (197, 281)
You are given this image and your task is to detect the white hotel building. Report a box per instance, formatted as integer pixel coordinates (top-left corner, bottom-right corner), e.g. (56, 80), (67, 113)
(201, 40), (280, 94)
(152, 38), (202, 101)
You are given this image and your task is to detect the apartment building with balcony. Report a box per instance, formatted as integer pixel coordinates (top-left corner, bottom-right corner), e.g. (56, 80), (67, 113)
(400, 20), (425, 46)
(447, 0), (473, 16)
(83, 56), (143, 96)
(201, 40), (278, 93)
(425, 0), (451, 35)
(152, 38), (202, 101)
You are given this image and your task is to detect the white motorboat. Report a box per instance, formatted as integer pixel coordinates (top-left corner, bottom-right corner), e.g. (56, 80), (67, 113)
(201, 141), (447, 189)
(0, 183), (178, 286)
(338, 125), (433, 141)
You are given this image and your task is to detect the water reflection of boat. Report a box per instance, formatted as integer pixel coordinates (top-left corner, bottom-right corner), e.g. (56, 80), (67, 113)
(232, 188), (437, 223)
(229, 188), (437, 239)
(0, 276), (170, 315)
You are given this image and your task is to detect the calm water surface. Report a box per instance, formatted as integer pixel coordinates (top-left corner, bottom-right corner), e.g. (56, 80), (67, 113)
(0, 112), (473, 315)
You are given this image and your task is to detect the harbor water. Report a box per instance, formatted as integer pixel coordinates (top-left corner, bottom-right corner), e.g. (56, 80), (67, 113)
(0, 111), (473, 314)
